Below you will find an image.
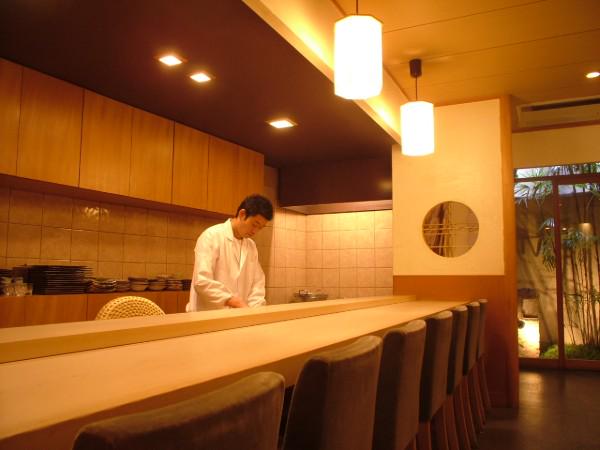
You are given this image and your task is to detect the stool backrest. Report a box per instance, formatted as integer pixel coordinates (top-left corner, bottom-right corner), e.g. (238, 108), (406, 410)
(477, 299), (488, 358)
(282, 335), (382, 450)
(95, 296), (164, 320)
(447, 306), (468, 393)
(373, 320), (427, 450)
(463, 302), (481, 374)
(419, 310), (453, 422)
(73, 372), (285, 450)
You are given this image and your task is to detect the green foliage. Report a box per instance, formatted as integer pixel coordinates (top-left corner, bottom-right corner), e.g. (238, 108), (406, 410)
(540, 344), (600, 360)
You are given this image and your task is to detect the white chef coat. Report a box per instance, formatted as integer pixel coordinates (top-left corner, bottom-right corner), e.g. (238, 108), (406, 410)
(187, 219), (267, 311)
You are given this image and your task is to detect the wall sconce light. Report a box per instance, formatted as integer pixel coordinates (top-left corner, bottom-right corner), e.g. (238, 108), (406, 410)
(400, 59), (435, 156)
(334, 2), (382, 100)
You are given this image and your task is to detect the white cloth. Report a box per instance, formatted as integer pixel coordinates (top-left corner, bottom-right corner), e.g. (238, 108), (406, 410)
(187, 219), (267, 311)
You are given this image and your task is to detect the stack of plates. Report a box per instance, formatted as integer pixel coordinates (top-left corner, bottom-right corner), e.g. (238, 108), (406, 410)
(86, 278), (117, 293)
(148, 278), (167, 291)
(181, 279), (192, 291)
(115, 280), (130, 292)
(27, 265), (91, 295)
(166, 278), (183, 290)
(129, 277), (149, 292)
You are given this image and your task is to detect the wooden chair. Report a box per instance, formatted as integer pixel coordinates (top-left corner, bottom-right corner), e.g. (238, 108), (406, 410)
(72, 371), (285, 450)
(95, 296), (165, 320)
(476, 299), (492, 414)
(461, 302), (481, 448)
(373, 320), (427, 450)
(282, 335), (382, 450)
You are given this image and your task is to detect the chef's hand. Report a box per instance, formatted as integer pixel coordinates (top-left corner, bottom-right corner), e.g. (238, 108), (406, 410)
(226, 296), (248, 308)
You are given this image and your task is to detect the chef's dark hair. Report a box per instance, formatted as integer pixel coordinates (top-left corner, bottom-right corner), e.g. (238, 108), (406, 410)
(236, 194), (273, 221)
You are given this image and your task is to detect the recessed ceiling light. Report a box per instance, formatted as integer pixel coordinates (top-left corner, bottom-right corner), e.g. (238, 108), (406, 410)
(586, 71), (600, 79)
(158, 54), (183, 66)
(190, 72), (212, 83)
(268, 119), (296, 129)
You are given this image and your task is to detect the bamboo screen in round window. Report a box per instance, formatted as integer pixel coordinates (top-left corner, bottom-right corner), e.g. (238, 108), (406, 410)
(422, 201), (479, 257)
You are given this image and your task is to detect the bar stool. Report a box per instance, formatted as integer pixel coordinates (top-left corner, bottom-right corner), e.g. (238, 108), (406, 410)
(281, 335), (382, 450)
(72, 371), (285, 450)
(461, 302), (481, 448)
(373, 320), (427, 450)
(476, 299), (492, 414)
(417, 311), (453, 450)
(443, 306), (469, 450)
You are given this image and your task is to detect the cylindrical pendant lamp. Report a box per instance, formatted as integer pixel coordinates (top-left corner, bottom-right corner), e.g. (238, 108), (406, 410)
(400, 100), (434, 156)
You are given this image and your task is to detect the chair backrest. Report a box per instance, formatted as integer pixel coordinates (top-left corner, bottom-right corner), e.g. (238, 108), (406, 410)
(72, 371), (285, 450)
(419, 311), (453, 422)
(282, 335), (382, 450)
(95, 296), (165, 320)
(447, 306), (468, 394)
(463, 302), (481, 374)
(373, 320), (427, 450)
(477, 299), (488, 358)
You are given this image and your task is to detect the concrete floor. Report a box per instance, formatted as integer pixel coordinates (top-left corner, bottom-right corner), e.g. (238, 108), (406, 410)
(478, 370), (600, 450)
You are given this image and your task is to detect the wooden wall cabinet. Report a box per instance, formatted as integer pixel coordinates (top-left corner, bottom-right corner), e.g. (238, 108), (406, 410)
(172, 123), (209, 209)
(129, 108), (174, 203)
(17, 68), (83, 186)
(237, 145), (264, 200)
(80, 91), (132, 195)
(0, 58), (22, 175)
(24, 294), (87, 326)
(206, 136), (239, 215)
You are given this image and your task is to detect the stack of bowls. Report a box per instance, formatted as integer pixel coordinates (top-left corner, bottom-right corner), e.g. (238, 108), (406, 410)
(148, 278), (167, 291)
(129, 277), (149, 292)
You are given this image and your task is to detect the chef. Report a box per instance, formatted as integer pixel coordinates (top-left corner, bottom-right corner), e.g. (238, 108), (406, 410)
(187, 194), (273, 311)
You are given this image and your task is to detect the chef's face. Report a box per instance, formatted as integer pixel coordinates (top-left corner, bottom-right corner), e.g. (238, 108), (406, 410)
(237, 210), (269, 238)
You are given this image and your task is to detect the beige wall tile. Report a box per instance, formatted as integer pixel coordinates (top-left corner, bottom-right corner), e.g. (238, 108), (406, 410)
(267, 267), (286, 288)
(340, 268), (357, 287)
(125, 206), (147, 235)
(7, 223), (41, 257)
(0, 188), (9, 221)
(305, 268), (322, 288)
(322, 249), (339, 268)
(146, 210), (168, 237)
(375, 228), (392, 248)
(375, 287), (393, 296)
(263, 187), (278, 208)
(356, 211), (374, 230)
(97, 261), (123, 279)
(285, 249), (296, 268)
(272, 247), (285, 268)
(375, 268), (393, 288)
(40, 227), (71, 260)
(375, 210), (392, 229)
(266, 287), (286, 305)
(272, 209), (285, 229)
(340, 287), (357, 298)
(43, 195), (73, 228)
(123, 262), (146, 278)
(306, 214), (322, 232)
(0, 222), (7, 257)
(295, 230), (305, 250)
(98, 232), (124, 262)
(322, 268), (339, 287)
(322, 231), (340, 250)
(357, 268), (375, 287)
(357, 287), (375, 297)
(273, 227), (286, 249)
(123, 235), (146, 262)
(71, 230), (99, 260)
(166, 238), (187, 264)
(71, 260), (98, 277)
(339, 248), (357, 268)
(6, 256), (40, 267)
(285, 267), (295, 287)
(356, 248), (375, 268)
(258, 246), (274, 269)
(296, 215), (306, 231)
(306, 250), (322, 269)
(295, 268), (306, 287)
(306, 231), (322, 250)
(375, 247), (393, 268)
(322, 214), (339, 231)
(99, 203), (125, 233)
(285, 212), (296, 231)
(166, 263), (188, 278)
(185, 239), (196, 265)
(72, 199), (100, 231)
(146, 236), (167, 263)
(0, 257), (7, 269)
(339, 230), (357, 249)
(146, 263), (167, 278)
(338, 212), (356, 230)
(296, 249), (306, 269)
(253, 227), (273, 247)
(355, 229), (374, 249)
(9, 190), (43, 225)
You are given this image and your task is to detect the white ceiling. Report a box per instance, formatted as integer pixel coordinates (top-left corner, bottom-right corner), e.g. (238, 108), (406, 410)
(335, 0), (600, 107)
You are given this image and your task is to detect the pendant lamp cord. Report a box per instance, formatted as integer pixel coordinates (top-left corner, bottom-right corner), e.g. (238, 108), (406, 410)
(415, 77), (418, 101)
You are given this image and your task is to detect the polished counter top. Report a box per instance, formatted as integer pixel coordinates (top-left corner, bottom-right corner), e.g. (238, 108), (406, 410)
(0, 296), (467, 450)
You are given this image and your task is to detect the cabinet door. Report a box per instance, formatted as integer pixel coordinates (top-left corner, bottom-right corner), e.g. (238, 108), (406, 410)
(130, 108), (174, 203)
(80, 91), (132, 195)
(24, 294), (87, 325)
(17, 68), (83, 186)
(206, 136), (238, 215)
(0, 58), (22, 175)
(237, 145), (264, 200)
(172, 123), (209, 209)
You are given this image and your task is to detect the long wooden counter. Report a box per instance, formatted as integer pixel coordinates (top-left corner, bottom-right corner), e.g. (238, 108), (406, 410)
(0, 297), (466, 450)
